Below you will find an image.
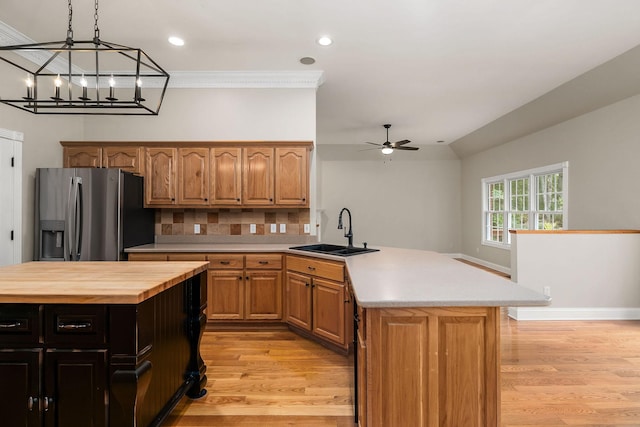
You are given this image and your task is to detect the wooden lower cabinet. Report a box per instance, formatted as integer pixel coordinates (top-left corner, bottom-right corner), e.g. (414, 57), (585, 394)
(207, 253), (283, 322)
(360, 306), (500, 427)
(285, 256), (349, 350)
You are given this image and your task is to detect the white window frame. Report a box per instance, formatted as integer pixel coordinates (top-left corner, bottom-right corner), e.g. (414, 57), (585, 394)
(481, 161), (568, 249)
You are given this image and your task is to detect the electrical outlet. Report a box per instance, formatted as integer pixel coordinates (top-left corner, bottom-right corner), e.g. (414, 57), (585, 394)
(250, 224), (256, 234)
(303, 223), (310, 233)
(280, 223), (286, 233)
(543, 286), (551, 297)
(270, 224), (277, 233)
(194, 224), (200, 234)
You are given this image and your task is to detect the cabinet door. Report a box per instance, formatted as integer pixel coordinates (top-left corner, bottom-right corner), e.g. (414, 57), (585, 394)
(208, 270), (245, 320)
(275, 147), (308, 206)
(312, 278), (346, 346)
(178, 148), (210, 205)
(44, 350), (107, 427)
(0, 349), (41, 427)
(63, 147), (101, 168)
(285, 272), (312, 331)
(145, 148), (177, 206)
(243, 147), (274, 206)
(245, 270), (282, 320)
(102, 146), (143, 175)
(210, 147), (242, 205)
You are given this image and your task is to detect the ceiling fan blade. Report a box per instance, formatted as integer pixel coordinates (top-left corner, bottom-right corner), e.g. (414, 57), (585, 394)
(364, 141), (382, 146)
(358, 147), (382, 152)
(395, 146), (419, 151)
(392, 139), (411, 147)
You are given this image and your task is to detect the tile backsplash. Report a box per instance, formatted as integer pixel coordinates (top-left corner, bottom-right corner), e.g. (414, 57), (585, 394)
(156, 208), (311, 236)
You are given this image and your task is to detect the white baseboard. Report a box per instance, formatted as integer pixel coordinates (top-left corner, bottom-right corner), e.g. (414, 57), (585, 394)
(508, 306), (640, 321)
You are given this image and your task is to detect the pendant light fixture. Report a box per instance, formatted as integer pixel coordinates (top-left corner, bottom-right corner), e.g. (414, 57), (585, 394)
(0, 0), (169, 115)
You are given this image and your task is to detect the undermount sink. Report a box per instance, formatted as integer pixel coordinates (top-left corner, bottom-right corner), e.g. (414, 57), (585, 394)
(289, 243), (380, 257)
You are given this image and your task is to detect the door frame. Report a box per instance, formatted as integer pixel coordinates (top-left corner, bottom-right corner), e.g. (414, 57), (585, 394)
(0, 127), (23, 265)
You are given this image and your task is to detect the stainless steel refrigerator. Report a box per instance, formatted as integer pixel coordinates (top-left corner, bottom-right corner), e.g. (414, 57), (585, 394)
(34, 168), (155, 261)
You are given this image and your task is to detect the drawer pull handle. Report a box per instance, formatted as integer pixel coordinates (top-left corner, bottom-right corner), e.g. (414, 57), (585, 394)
(307, 266), (316, 271)
(220, 261), (230, 265)
(0, 320), (22, 329)
(58, 322), (91, 330)
(28, 397), (37, 411)
(43, 397), (52, 412)
(258, 260), (269, 265)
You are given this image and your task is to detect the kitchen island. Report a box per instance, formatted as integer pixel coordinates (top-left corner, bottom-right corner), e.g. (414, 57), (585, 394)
(0, 261), (209, 427)
(128, 243), (549, 427)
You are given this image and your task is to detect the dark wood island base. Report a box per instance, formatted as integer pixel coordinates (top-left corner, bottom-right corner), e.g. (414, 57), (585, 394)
(0, 261), (208, 427)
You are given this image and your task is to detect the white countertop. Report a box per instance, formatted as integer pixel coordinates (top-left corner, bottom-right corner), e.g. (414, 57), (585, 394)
(126, 243), (550, 308)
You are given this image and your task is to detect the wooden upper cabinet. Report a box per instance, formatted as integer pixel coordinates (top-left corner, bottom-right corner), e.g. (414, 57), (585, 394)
(243, 147), (274, 206)
(102, 146), (143, 175)
(145, 148), (177, 206)
(177, 148), (210, 205)
(210, 147), (242, 206)
(275, 147), (308, 207)
(64, 146), (101, 168)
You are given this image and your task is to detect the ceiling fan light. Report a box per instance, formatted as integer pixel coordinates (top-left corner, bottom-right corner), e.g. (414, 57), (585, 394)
(381, 147), (394, 155)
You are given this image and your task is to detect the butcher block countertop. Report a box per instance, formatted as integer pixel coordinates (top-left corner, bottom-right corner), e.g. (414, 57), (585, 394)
(0, 261), (209, 304)
(127, 243), (550, 309)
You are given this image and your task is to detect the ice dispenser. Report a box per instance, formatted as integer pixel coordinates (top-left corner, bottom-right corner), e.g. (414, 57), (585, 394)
(40, 220), (65, 260)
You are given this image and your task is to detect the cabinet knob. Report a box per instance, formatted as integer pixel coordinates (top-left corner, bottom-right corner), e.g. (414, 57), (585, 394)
(237, 198), (240, 202)
(27, 396), (37, 411)
(246, 276), (250, 280)
(43, 397), (53, 412)
(238, 276), (243, 280)
(171, 198), (175, 201)
(205, 198), (208, 201)
(305, 283), (310, 287)
(307, 266), (316, 271)
(302, 198), (306, 202)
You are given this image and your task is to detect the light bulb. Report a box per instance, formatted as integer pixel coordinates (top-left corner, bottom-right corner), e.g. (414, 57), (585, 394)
(109, 75), (116, 88)
(54, 74), (62, 87)
(80, 74), (87, 88)
(381, 147), (394, 155)
(26, 75), (33, 88)
(136, 79), (142, 87)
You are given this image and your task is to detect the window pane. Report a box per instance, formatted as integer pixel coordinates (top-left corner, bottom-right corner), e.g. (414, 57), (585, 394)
(509, 178), (529, 211)
(537, 173), (563, 212)
(536, 213), (563, 230)
(486, 212), (504, 243)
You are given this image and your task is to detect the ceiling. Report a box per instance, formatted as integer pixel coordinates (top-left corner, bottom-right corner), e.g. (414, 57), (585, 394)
(2, 0), (640, 155)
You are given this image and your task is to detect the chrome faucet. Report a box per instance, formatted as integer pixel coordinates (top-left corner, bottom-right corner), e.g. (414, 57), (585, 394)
(337, 207), (354, 247)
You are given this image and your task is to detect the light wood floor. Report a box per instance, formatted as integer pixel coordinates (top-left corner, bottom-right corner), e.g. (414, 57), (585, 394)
(165, 314), (640, 426)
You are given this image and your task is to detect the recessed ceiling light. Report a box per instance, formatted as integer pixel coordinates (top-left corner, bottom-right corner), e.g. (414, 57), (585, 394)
(168, 36), (185, 46)
(300, 57), (316, 65)
(317, 36), (333, 46)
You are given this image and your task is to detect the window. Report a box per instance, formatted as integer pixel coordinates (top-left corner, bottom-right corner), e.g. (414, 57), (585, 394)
(482, 162), (568, 248)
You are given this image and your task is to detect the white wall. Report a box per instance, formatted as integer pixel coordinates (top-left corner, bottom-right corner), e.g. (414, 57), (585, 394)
(1, 85), (316, 261)
(317, 145), (461, 252)
(460, 92), (640, 268)
(510, 232), (640, 320)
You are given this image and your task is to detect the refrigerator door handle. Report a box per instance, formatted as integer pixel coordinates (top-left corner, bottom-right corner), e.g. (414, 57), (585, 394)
(75, 177), (83, 260)
(65, 177), (74, 261)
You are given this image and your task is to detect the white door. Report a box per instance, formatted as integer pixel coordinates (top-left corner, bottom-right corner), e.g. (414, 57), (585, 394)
(0, 129), (23, 266)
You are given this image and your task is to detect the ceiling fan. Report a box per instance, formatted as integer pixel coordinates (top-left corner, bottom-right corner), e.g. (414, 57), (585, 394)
(364, 124), (419, 155)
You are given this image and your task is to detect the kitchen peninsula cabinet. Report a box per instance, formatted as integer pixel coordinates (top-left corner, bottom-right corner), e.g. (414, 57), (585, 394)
(285, 255), (349, 351)
(0, 261), (208, 427)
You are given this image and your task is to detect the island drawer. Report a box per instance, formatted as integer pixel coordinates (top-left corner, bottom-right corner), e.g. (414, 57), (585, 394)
(0, 305), (42, 345)
(45, 305), (107, 347)
(245, 254), (282, 269)
(286, 255), (344, 282)
(208, 254), (245, 269)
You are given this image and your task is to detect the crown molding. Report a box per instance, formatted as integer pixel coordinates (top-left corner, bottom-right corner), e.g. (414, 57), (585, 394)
(0, 20), (325, 90)
(0, 127), (24, 142)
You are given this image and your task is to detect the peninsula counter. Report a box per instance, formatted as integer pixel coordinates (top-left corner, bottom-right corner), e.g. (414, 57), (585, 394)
(0, 261), (209, 427)
(127, 243), (550, 426)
